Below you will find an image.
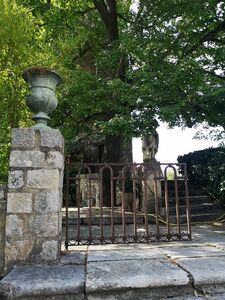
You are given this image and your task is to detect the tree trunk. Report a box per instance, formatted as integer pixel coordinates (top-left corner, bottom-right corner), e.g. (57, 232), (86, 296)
(93, 0), (130, 206)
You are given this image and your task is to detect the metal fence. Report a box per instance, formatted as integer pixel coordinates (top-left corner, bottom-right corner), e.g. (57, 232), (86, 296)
(63, 157), (191, 248)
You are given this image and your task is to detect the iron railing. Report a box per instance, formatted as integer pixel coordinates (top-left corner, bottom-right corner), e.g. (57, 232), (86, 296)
(63, 157), (191, 248)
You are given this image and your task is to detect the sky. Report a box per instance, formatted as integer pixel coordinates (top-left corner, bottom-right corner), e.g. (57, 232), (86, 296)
(132, 122), (220, 163)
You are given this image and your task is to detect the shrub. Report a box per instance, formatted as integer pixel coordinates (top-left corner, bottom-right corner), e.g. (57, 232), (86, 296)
(177, 147), (225, 204)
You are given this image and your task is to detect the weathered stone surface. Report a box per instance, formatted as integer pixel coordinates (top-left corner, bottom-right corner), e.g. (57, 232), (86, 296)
(177, 256), (225, 294)
(59, 170), (64, 188)
(40, 129), (64, 150)
(87, 248), (164, 262)
(0, 198), (6, 211)
(11, 128), (36, 150)
(9, 150), (45, 168)
(0, 265), (85, 299)
(60, 252), (87, 265)
(5, 215), (24, 237)
(4, 127), (64, 270)
(8, 170), (24, 189)
(86, 258), (191, 299)
(46, 151), (64, 169)
(7, 193), (32, 213)
(0, 213), (6, 242)
(0, 184), (6, 200)
(5, 239), (34, 265)
(29, 214), (59, 237)
(0, 241), (5, 277)
(163, 245), (225, 259)
(27, 169), (59, 189)
(0, 185), (6, 213)
(0, 185), (6, 276)
(40, 240), (59, 261)
(34, 191), (61, 213)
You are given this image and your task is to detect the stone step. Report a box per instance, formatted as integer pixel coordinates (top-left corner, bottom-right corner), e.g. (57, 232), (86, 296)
(162, 187), (207, 197)
(161, 181), (206, 197)
(161, 202), (223, 215)
(169, 211), (225, 224)
(163, 195), (212, 205)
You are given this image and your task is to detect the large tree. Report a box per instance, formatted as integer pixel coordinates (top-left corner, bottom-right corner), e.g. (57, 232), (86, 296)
(18, 0), (225, 136)
(2, 0), (225, 182)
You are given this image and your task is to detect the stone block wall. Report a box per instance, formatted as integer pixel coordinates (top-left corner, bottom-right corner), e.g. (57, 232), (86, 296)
(0, 184), (7, 277)
(4, 128), (64, 271)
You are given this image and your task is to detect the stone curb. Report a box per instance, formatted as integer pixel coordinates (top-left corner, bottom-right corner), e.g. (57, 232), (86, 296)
(1, 246), (225, 299)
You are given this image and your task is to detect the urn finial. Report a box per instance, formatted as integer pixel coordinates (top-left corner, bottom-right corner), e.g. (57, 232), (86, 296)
(22, 66), (62, 129)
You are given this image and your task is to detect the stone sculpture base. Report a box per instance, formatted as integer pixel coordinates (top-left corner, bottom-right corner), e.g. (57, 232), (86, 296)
(142, 159), (162, 214)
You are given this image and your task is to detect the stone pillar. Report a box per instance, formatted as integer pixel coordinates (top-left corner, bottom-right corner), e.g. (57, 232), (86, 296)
(0, 184), (7, 277)
(4, 128), (64, 271)
(142, 160), (162, 213)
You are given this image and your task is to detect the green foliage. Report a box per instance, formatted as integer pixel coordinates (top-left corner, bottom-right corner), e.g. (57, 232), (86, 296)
(2, 0), (225, 178)
(178, 147), (225, 203)
(128, 0), (225, 128)
(15, 0), (225, 141)
(0, 0), (55, 182)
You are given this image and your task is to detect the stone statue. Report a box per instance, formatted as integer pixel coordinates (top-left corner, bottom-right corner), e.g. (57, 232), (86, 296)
(142, 130), (159, 161)
(140, 129), (162, 213)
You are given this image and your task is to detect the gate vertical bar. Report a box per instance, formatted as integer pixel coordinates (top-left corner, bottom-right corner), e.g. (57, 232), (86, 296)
(132, 169), (137, 241)
(184, 164), (191, 237)
(76, 170), (81, 245)
(153, 175), (160, 236)
(88, 170), (92, 243)
(99, 169), (104, 243)
(164, 168), (170, 238)
(143, 178), (149, 236)
(65, 156), (70, 250)
(174, 171), (181, 235)
(122, 168), (126, 240)
(110, 167), (115, 243)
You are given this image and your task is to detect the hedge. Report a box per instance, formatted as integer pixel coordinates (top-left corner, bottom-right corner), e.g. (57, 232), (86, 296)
(177, 147), (225, 204)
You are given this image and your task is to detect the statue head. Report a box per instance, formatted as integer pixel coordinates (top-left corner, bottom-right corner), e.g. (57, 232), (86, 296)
(142, 130), (159, 161)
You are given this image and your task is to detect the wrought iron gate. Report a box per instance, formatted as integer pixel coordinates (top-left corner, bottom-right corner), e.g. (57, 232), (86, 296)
(63, 157), (191, 249)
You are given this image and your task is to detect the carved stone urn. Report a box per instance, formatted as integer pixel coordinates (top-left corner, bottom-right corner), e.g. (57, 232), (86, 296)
(22, 66), (62, 129)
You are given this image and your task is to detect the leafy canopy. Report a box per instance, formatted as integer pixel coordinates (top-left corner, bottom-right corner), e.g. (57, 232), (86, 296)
(1, 0), (225, 180)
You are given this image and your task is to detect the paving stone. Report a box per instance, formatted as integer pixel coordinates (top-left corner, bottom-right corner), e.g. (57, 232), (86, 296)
(163, 245), (225, 259)
(87, 247), (165, 262)
(0, 265), (85, 299)
(177, 256), (225, 295)
(88, 243), (159, 251)
(60, 252), (87, 265)
(86, 258), (191, 299)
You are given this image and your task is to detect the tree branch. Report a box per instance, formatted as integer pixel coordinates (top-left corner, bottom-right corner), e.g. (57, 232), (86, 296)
(92, 0), (111, 28)
(93, 0), (118, 42)
(182, 20), (225, 58)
